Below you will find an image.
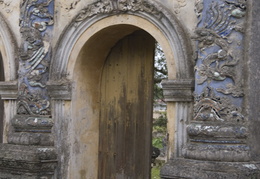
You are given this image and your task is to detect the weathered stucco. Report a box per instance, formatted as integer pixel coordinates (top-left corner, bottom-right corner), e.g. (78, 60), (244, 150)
(53, 10), (193, 177)
(0, 0), (259, 179)
(0, 0), (20, 45)
(52, 0), (197, 46)
(5, 0), (194, 65)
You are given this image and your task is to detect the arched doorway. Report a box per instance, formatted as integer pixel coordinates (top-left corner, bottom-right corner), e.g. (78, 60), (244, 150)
(0, 13), (18, 144)
(51, 4), (194, 177)
(0, 53), (4, 143)
(67, 24), (157, 178)
(99, 30), (155, 178)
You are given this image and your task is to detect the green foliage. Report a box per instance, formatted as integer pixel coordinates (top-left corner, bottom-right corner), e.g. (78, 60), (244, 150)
(152, 136), (164, 149)
(153, 84), (164, 101)
(151, 166), (161, 179)
(151, 42), (167, 179)
(153, 42), (167, 149)
(154, 42), (167, 102)
(153, 112), (167, 129)
(152, 112), (167, 149)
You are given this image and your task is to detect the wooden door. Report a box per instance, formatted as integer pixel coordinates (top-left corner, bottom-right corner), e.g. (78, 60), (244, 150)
(0, 54), (4, 143)
(99, 30), (155, 179)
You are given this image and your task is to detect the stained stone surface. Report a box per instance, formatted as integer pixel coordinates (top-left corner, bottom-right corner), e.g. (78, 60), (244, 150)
(247, 0), (260, 162)
(0, 144), (57, 179)
(0, 0), (259, 178)
(161, 159), (260, 179)
(161, 0), (260, 179)
(189, 0), (248, 152)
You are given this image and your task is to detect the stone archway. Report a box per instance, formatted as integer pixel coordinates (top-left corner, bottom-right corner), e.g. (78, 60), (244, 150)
(68, 24), (157, 179)
(0, 12), (18, 143)
(0, 13), (17, 82)
(50, 1), (194, 178)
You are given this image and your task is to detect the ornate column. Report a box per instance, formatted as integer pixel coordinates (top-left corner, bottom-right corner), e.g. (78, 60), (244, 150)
(161, 0), (260, 178)
(0, 1), (57, 178)
(185, 0), (249, 161)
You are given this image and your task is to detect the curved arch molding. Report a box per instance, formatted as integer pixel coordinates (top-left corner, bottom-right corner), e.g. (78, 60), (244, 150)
(50, 0), (194, 81)
(47, 1), (195, 178)
(0, 12), (18, 99)
(0, 12), (18, 81)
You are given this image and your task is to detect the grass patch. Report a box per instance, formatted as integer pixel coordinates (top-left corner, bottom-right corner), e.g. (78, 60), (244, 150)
(151, 166), (161, 179)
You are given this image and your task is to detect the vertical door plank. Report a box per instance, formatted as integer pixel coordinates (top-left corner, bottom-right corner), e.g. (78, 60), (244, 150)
(0, 54), (4, 143)
(99, 30), (154, 179)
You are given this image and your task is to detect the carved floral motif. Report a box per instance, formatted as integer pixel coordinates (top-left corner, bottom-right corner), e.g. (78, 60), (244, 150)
(191, 0), (247, 144)
(174, 0), (187, 14)
(18, 0), (54, 115)
(194, 0), (246, 98)
(75, 0), (162, 22)
(75, 0), (113, 21)
(65, 0), (81, 11)
(0, 0), (15, 13)
(194, 87), (244, 122)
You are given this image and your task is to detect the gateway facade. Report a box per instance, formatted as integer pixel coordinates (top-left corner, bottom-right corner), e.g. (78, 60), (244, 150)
(0, 0), (259, 178)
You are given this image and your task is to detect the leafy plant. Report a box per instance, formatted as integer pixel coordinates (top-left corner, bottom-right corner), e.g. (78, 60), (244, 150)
(152, 136), (164, 149)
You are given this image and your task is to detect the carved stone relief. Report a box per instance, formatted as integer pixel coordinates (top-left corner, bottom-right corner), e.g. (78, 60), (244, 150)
(188, 0), (248, 154)
(75, 0), (162, 22)
(194, 0), (246, 96)
(195, 0), (204, 19)
(193, 87), (244, 122)
(65, 0), (81, 11)
(193, 0), (247, 121)
(174, 0), (187, 14)
(0, 1), (57, 176)
(0, 0), (14, 13)
(18, 0), (54, 115)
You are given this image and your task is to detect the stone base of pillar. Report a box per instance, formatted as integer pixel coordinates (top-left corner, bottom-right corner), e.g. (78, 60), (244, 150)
(0, 144), (57, 179)
(161, 158), (260, 179)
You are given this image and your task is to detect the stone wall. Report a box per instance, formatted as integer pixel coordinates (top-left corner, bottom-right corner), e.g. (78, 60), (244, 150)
(0, 0), (259, 179)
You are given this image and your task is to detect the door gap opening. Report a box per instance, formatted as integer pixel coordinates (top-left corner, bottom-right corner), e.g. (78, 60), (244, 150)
(151, 42), (168, 178)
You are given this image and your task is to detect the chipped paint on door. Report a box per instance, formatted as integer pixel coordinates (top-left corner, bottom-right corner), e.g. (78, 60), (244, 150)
(99, 30), (155, 179)
(0, 54), (4, 143)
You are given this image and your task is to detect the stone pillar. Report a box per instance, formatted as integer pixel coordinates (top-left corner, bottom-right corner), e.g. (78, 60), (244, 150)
(46, 80), (71, 178)
(0, 1), (57, 178)
(0, 81), (17, 142)
(161, 0), (260, 178)
(247, 0), (260, 163)
(162, 79), (194, 159)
